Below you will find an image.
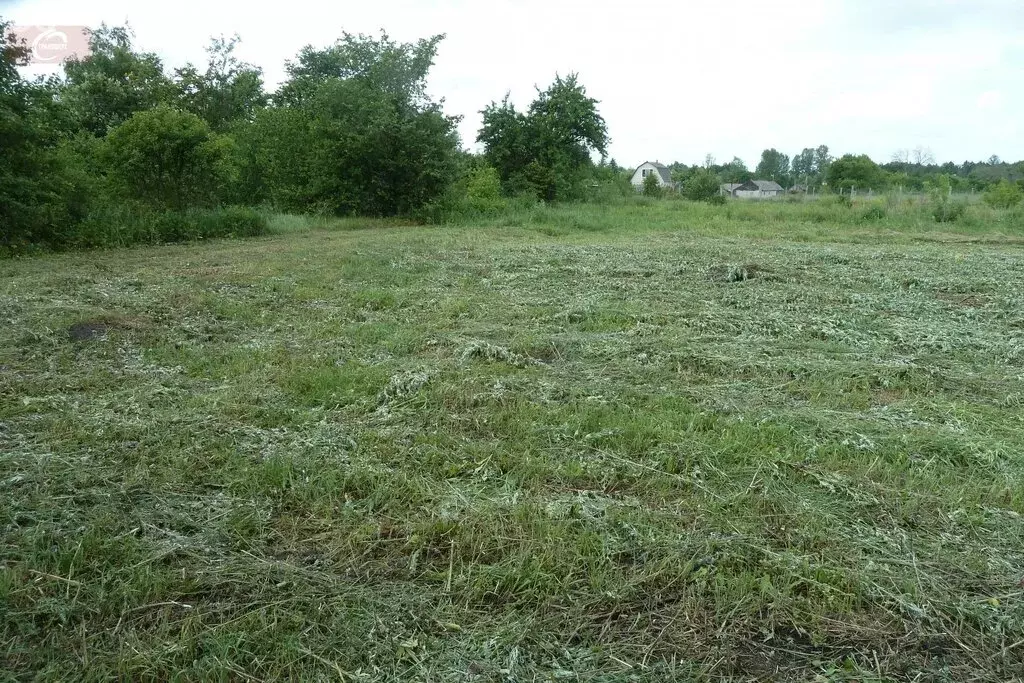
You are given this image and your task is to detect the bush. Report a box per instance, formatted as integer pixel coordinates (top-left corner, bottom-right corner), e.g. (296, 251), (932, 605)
(641, 172), (662, 198)
(464, 166), (507, 214)
(827, 154), (884, 193)
(708, 194), (727, 206)
(927, 175), (965, 223)
(102, 105), (233, 210)
(683, 169), (721, 202)
(983, 180), (1022, 209)
(932, 200), (967, 223)
(413, 164), (511, 224)
(862, 203), (887, 220)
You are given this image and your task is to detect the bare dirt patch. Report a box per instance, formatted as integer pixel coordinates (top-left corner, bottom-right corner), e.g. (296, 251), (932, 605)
(68, 314), (149, 342)
(707, 263), (771, 283)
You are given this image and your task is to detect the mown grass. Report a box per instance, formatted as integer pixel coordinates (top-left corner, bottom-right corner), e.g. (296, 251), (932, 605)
(2, 206), (1023, 681)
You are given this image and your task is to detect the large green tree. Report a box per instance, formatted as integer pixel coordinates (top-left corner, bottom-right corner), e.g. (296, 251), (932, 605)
(478, 73), (608, 201)
(237, 32), (461, 215)
(475, 96), (532, 194)
(683, 168), (721, 202)
(720, 156), (752, 183)
(790, 145), (832, 189)
(174, 35), (266, 132)
(102, 105), (232, 210)
(755, 148), (791, 184)
(1, 20), (89, 246)
(275, 31), (443, 106)
(814, 145), (832, 177)
(791, 148), (815, 178)
(827, 154), (884, 192)
(62, 25), (175, 136)
(1, 20), (45, 245)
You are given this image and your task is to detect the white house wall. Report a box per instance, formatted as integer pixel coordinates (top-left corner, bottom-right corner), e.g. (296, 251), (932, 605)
(631, 164), (669, 188)
(735, 190), (782, 199)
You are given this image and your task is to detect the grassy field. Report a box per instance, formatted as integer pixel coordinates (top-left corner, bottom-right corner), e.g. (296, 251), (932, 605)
(2, 204), (1024, 681)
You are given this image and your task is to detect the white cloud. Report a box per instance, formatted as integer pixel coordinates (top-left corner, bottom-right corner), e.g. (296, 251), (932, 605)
(6, 0), (1024, 166)
(977, 90), (1003, 110)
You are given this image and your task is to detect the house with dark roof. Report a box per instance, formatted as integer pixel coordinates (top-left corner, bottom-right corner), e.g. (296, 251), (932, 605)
(723, 179), (785, 199)
(630, 161), (673, 190)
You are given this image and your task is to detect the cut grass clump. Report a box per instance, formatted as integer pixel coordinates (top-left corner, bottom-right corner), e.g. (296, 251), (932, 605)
(378, 369), (431, 402)
(459, 340), (537, 367)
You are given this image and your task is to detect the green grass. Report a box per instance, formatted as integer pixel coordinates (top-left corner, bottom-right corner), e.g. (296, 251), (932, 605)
(454, 193), (1024, 243)
(2, 205), (1024, 681)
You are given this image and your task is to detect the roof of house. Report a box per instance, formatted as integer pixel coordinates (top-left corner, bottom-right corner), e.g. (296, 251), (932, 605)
(636, 161), (672, 184)
(721, 183), (743, 192)
(752, 180), (784, 192)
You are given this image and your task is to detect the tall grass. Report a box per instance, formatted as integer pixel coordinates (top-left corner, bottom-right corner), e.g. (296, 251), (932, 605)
(26, 205), (269, 251)
(437, 193), (1024, 240)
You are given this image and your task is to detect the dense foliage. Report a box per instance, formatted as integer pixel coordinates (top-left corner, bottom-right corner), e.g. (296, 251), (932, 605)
(827, 154), (885, 192)
(478, 74), (608, 201)
(983, 180), (1022, 209)
(1, 21), (85, 247)
(0, 21), (465, 250)
(755, 148), (790, 184)
(682, 169), (721, 202)
(641, 171), (661, 197)
(102, 105), (232, 210)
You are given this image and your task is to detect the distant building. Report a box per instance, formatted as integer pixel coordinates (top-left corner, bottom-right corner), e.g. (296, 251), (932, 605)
(721, 179), (785, 199)
(631, 161), (673, 190)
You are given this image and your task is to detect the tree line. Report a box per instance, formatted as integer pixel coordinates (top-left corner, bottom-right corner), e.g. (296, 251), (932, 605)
(1, 20), (617, 251)
(2, 19), (1022, 251)
(663, 146), (1024, 197)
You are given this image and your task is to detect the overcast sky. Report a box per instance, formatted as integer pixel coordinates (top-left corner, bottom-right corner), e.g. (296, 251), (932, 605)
(5, 0), (1023, 168)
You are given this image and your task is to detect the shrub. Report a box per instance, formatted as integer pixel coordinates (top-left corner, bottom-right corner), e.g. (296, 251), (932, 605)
(862, 203), (887, 220)
(708, 194), (727, 206)
(983, 180), (1022, 209)
(414, 164), (511, 224)
(464, 166), (507, 214)
(683, 169), (721, 202)
(932, 200), (967, 223)
(641, 172), (662, 198)
(927, 174), (965, 223)
(1009, 206), (1024, 229)
(102, 105), (233, 210)
(827, 154), (884, 193)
